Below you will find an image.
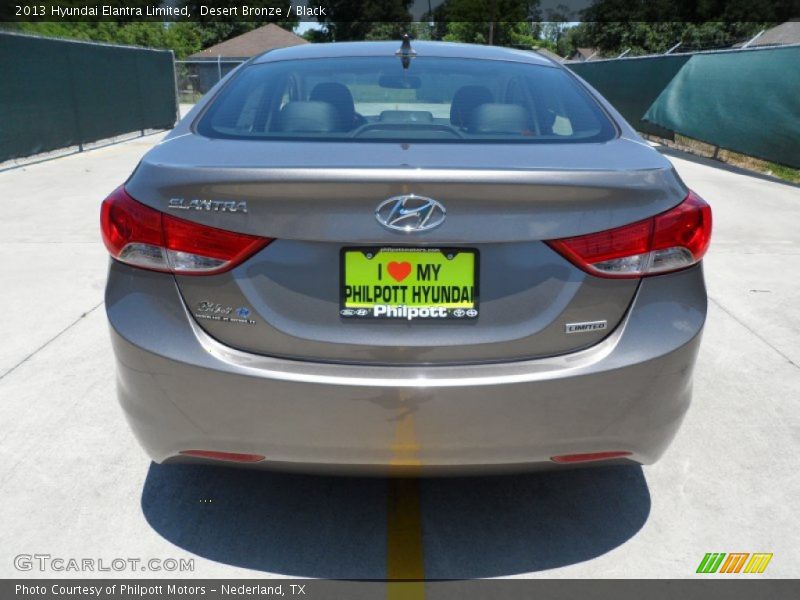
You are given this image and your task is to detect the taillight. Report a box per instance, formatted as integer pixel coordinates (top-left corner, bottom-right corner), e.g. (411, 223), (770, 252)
(546, 190), (712, 278)
(179, 450), (265, 463)
(551, 451), (632, 464)
(100, 186), (271, 275)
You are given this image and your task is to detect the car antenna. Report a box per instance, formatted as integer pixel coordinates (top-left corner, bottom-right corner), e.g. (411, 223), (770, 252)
(395, 33), (416, 69)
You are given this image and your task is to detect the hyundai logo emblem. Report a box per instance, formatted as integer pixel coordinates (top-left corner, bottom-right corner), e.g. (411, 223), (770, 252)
(375, 195), (446, 233)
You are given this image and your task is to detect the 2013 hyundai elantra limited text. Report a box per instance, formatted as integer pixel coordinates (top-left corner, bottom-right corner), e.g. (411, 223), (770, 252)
(101, 40), (711, 475)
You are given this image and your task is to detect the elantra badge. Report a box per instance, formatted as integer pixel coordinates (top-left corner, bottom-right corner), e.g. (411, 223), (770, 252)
(169, 198), (248, 213)
(376, 195), (446, 232)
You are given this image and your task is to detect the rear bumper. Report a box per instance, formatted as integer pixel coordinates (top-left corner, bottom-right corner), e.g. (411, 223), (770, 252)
(106, 262), (706, 475)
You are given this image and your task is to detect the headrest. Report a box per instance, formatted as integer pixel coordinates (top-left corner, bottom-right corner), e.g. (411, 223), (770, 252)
(450, 85), (493, 127)
(274, 101), (339, 133)
(310, 82), (356, 130)
(467, 103), (531, 134)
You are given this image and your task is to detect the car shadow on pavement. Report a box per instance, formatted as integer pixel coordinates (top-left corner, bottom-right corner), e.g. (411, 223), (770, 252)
(141, 462), (650, 578)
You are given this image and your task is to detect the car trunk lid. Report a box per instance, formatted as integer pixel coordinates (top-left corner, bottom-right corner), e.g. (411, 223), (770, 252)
(125, 135), (685, 365)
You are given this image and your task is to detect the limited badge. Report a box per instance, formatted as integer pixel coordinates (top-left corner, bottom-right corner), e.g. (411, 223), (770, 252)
(565, 320), (608, 334)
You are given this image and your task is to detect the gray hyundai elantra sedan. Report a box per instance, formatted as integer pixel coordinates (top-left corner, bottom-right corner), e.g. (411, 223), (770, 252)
(101, 40), (711, 475)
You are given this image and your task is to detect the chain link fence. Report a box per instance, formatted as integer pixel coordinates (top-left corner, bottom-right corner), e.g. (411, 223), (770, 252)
(175, 59), (245, 103)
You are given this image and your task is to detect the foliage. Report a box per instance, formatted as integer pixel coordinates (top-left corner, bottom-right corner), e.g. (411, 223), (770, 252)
(443, 21), (537, 48)
(364, 22), (435, 41)
(432, 0), (539, 46)
(7, 21), (201, 58)
(4, 0), (299, 58)
(572, 0), (780, 56)
(434, 0), (537, 24)
(3, 0), (788, 60)
(575, 21), (769, 56)
(302, 27), (330, 43)
(579, 0), (792, 24)
(312, 0), (413, 41)
(427, 0), (783, 56)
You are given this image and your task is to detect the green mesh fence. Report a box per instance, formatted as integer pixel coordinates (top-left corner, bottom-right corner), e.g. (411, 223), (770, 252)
(567, 46), (800, 168)
(0, 32), (177, 163)
(568, 55), (691, 138)
(644, 46), (800, 168)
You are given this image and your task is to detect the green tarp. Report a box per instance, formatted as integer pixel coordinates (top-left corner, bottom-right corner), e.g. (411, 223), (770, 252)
(0, 32), (177, 163)
(644, 46), (800, 168)
(568, 55), (691, 138)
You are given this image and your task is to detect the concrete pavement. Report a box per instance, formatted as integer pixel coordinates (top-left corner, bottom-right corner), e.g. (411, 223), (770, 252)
(0, 133), (798, 579)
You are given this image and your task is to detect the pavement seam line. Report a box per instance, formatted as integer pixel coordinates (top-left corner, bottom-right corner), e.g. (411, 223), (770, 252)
(708, 296), (799, 370)
(0, 301), (104, 381)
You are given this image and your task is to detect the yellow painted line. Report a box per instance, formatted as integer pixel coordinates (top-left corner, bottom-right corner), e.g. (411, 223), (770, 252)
(390, 405), (422, 467)
(386, 398), (425, 600)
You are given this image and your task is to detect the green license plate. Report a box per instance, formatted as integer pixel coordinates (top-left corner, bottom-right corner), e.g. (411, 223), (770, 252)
(340, 247), (479, 320)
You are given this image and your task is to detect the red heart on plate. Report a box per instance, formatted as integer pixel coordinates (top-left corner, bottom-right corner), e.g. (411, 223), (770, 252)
(387, 261), (412, 282)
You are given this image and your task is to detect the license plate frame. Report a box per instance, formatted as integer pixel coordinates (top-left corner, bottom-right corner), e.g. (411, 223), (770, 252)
(339, 246), (480, 320)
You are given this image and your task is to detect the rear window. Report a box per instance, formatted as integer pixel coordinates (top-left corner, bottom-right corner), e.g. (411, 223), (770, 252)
(196, 56), (616, 143)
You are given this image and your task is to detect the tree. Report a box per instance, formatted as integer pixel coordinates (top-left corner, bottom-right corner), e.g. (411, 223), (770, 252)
(443, 21), (537, 48)
(431, 0), (540, 45)
(4, 1), (301, 59)
(555, 23), (591, 58)
(359, 22), (434, 41)
(574, 21), (770, 56)
(8, 21), (201, 58)
(313, 0), (413, 41)
(302, 27), (330, 43)
(575, 0), (777, 56)
(537, 2), (576, 52)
